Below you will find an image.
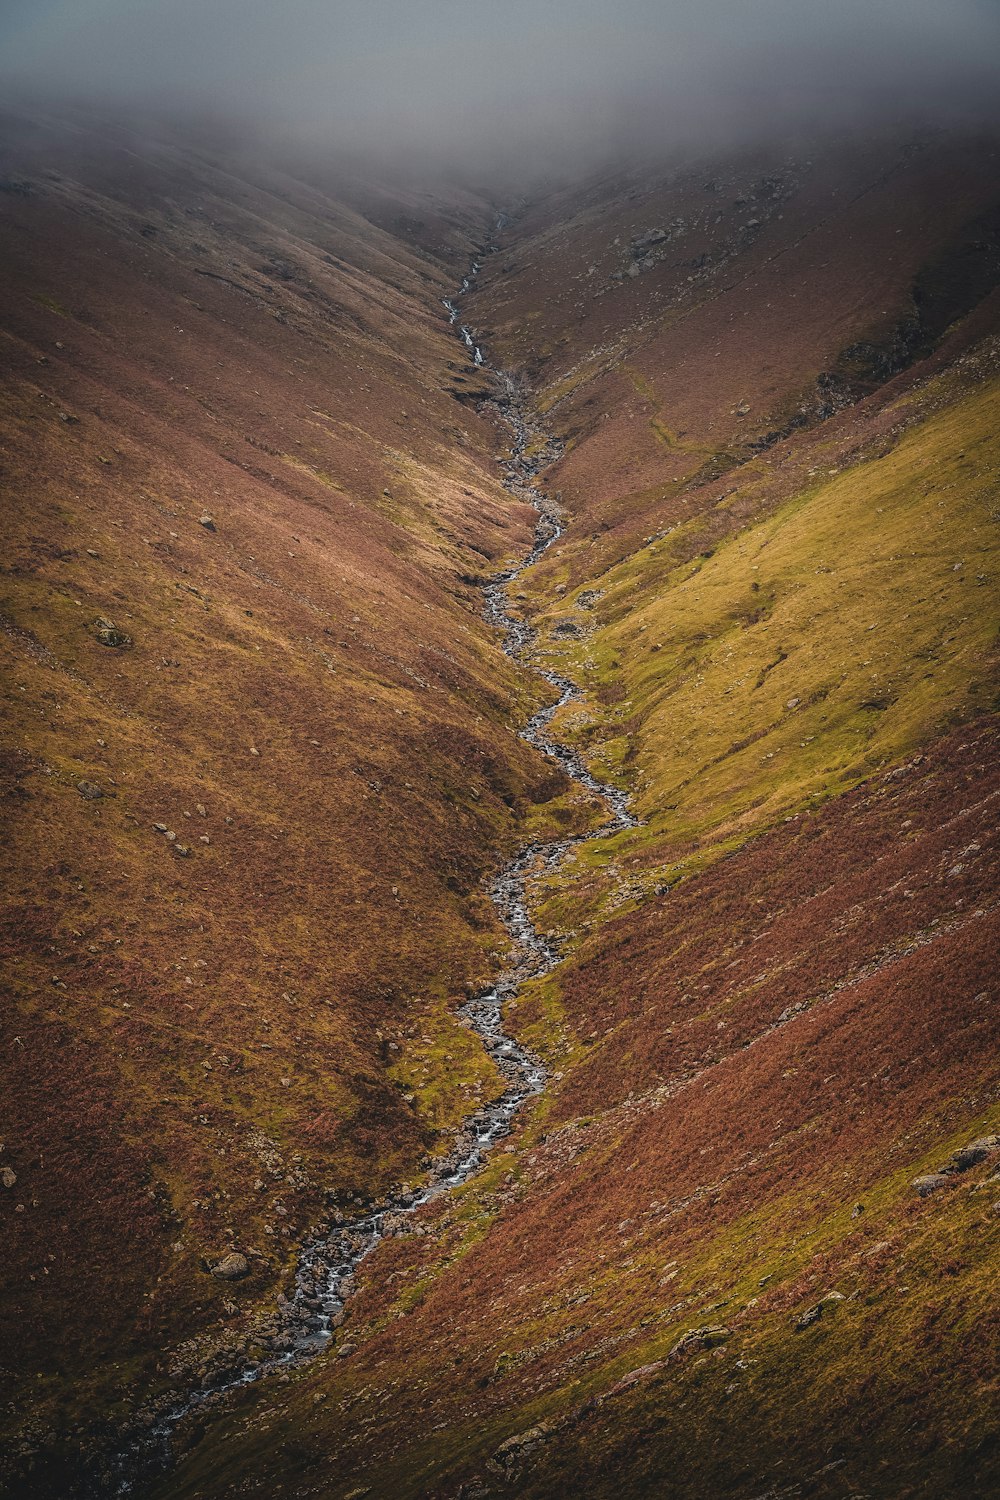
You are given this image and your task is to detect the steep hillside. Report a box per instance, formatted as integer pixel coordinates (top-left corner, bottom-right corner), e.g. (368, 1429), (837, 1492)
(2, 121), (998, 1500)
(0, 109), (584, 1487)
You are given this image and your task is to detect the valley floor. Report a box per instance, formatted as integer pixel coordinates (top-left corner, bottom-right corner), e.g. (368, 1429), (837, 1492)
(1, 117), (998, 1499)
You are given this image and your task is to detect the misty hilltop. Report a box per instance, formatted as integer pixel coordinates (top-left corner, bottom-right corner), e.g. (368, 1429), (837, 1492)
(3, 0), (1000, 179)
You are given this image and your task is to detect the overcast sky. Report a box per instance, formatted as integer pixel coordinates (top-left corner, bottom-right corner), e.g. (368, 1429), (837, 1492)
(3, 1), (999, 175)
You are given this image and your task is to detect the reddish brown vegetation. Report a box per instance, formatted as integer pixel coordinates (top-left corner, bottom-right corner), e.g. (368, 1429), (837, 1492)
(0, 108), (572, 1472)
(477, 134), (1000, 595)
(2, 113), (998, 1500)
(150, 721), (998, 1500)
(551, 723), (999, 1122)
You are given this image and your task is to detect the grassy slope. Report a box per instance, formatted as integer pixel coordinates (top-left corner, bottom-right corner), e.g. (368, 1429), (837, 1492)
(0, 110), (587, 1486)
(5, 128), (999, 1499)
(522, 356), (999, 941)
(152, 721), (1000, 1500)
(140, 133), (1000, 1500)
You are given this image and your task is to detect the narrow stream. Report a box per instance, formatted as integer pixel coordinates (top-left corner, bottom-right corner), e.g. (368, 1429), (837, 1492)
(100, 230), (635, 1497)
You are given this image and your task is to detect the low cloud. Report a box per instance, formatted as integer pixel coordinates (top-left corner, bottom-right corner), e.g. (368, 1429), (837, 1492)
(2, 0), (999, 179)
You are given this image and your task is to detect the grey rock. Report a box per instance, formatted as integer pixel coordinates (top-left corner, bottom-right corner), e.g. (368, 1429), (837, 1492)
(489, 1422), (554, 1473)
(606, 1360), (666, 1397)
(76, 780), (104, 800)
(93, 618), (132, 650)
(1, 1167), (16, 1189)
(199, 514), (217, 532)
(912, 1172), (954, 1197)
(630, 228), (669, 254)
(210, 1252), (249, 1281)
(667, 1325), (731, 1362)
(953, 1136), (1000, 1172)
(795, 1291), (845, 1330)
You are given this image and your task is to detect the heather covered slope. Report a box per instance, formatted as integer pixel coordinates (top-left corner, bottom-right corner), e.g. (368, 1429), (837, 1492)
(475, 131), (1000, 919)
(153, 724), (1000, 1500)
(0, 111), (581, 1481)
(148, 133), (1000, 1500)
(2, 120), (999, 1500)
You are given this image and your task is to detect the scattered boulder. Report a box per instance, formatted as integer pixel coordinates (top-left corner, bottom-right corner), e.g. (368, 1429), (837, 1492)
(605, 1360), (665, 1398)
(795, 1291), (845, 1330)
(952, 1136), (1000, 1172)
(909, 1139), (998, 1196)
(630, 228), (670, 255)
(912, 1173), (954, 1197)
(488, 1422), (554, 1475)
(199, 514), (217, 532)
(667, 1325), (731, 1362)
(1, 1167), (16, 1189)
(93, 618), (132, 650)
(76, 780), (104, 800)
(210, 1252), (249, 1281)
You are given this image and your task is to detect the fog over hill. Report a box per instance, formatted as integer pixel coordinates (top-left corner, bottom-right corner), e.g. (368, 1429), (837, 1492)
(3, 0), (1000, 176)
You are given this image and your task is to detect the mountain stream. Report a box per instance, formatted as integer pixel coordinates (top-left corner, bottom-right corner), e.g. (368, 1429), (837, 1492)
(102, 230), (635, 1497)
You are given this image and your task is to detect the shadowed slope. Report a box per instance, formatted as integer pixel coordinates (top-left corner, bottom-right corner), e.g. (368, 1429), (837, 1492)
(0, 111), (579, 1486)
